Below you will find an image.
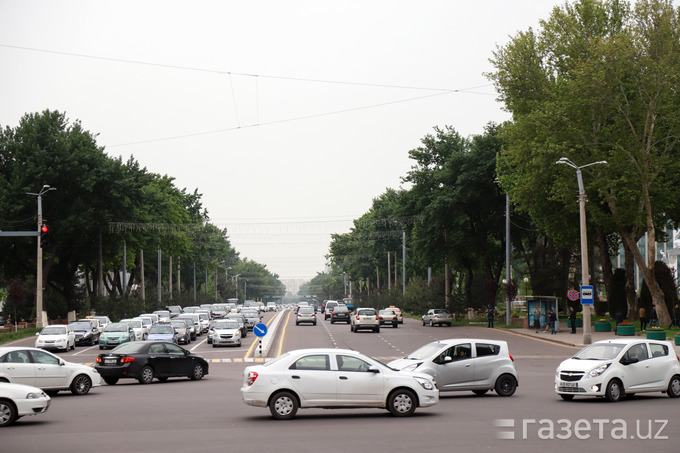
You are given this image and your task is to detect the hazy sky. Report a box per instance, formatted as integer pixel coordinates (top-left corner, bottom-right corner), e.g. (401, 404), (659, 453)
(0, 0), (568, 287)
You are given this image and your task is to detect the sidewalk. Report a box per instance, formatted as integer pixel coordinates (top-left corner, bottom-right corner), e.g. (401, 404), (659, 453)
(500, 323), (680, 353)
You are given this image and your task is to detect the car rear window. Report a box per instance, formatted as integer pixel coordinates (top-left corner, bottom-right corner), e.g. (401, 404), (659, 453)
(476, 343), (501, 356)
(358, 309), (376, 316)
(650, 343), (668, 358)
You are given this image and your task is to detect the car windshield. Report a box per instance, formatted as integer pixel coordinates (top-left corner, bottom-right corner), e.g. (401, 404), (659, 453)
(149, 325), (174, 334)
(572, 343), (626, 360)
(214, 321), (239, 329)
(121, 320), (142, 328)
(406, 342), (447, 360)
(379, 310), (395, 316)
(242, 311), (258, 316)
(171, 322), (187, 330)
(104, 323), (128, 332)
(68, 322), (92, 330)
(41, 326), (66, 335)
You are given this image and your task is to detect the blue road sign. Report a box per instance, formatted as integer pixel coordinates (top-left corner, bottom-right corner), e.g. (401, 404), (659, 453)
(254, 323), (268, 337)
(580, 285), (594, 305)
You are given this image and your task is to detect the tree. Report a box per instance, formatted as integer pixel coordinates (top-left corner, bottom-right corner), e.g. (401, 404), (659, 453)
(489, 0), (680, 324)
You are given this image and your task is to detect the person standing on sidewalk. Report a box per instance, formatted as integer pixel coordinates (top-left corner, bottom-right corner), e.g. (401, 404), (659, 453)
(647, 305), (659, 329)
(533, 308), (541, 333)
(487, 305), (495, 328)
(669, 304), (679, 329)
(569, 306), (577, 334)
(548, 309), (557, 335)
(639, 306), (646, 332)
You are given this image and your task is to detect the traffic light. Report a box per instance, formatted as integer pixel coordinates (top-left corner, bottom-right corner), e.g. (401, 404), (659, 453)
(40, 224), (49, 248)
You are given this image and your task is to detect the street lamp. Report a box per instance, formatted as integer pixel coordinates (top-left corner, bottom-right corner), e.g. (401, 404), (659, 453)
(556, 157), (607, 345)
(26, 185), (57, 329)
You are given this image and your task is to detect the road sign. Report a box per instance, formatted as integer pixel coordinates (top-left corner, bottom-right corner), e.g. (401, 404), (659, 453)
(254, 323), (268, 337)
(567, 289), (579, 301)
(580, 285), (594, 305)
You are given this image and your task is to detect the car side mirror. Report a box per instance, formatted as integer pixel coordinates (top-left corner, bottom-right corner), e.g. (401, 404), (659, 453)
(621, 357), (638, 365)
(36, 332), (40, 336)
(367, 366), (380, 373)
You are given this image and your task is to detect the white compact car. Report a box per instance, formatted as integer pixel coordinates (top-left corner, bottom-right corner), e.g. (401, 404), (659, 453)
(210, 319), (242, 347)
(0, 382), (51, 427)
(0, 347), (102, 395)
(388, 338), (518, 396)
(241, 348), (439, 419)
(555, 339), (680, 402)
(35, 325), (76, 351)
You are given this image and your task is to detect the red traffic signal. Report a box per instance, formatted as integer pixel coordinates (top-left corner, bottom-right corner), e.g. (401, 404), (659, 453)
(41, 225), (49, 233)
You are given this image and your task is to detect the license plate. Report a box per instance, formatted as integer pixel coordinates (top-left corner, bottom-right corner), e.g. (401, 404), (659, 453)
(560, 381), (577, 388)
(105, 358), (117, 365)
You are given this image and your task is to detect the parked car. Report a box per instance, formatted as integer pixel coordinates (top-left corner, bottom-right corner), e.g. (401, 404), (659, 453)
(379, 309), (399, 328)
(0, 382), (51, 427)
(296, 307), (317, 326)
(388, 339), (518, 396)
(330, 305), (351, 324)
(35, 325), (75, 351)
(323, 301), (340, 320)
(99, 323), (135, 350)
(209, 319), (242, 347)
(554, 338), (680, 402)
(95, 341), (208, 385)
(119, 319), (146, 341)
(0, 346), (102, 395)
(422, 309), (453, 327)
(68, 320), (100, 346)
(241, 348), (438, 419)
(351, 308), (380, 333)
(146, 323), (178, 343)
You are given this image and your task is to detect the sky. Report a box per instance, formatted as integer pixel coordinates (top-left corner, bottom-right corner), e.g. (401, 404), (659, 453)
(0, 0), (568, 291)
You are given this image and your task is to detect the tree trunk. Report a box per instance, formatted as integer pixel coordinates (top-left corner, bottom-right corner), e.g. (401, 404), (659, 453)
(596, 229), (613, 306)
(624, 246), (637, 320)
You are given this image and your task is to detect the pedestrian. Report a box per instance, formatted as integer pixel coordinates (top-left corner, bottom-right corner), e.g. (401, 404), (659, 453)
(487, 305), (495, 328)
(647, 304), (659, 329)
(639, 306), (646, 331)
(533, 308), (541, 333)
(669, 304), (679, 329)
(569, 306), (577, 334)
(614, 311), (624, 335)
(548, 309), (557, 335)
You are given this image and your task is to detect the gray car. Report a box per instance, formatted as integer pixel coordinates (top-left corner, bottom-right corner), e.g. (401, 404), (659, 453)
(240, 309), (261, 330)
(296, 307), (317, 326)
(388, 338), (518, 396)
(422, 309), (453, 327)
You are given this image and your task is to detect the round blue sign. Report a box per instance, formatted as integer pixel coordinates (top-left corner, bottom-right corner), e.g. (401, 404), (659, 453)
(254, 323), (268, 337)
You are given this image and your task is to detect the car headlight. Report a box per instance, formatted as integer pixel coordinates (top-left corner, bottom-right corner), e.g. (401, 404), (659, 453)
(402, 363), (422, 372)
(414, 376), (435, 390)
(586, 363), (610, 379)
(26, 392), (47, 399)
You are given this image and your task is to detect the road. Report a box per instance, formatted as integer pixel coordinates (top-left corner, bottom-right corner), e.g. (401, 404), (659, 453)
(2, 311), (678, 452)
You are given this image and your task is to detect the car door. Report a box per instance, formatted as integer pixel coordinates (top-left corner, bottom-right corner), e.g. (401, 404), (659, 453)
(472, 342), (503, 386)
(29, 349), (69, 389)
(164, 343), (193, 377)
(620, 343), (654, 390)
(147, 343), (173, 377)
(0, 350), (36, 385)
(284, 354), (335, 405)
(432, 343), (475, 390)
(334, 354), (384, 405)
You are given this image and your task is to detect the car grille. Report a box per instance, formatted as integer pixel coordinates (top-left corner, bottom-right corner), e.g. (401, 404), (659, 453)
(220, 334), (233, 339)
(558, 386), (587, 393)
(560, 371), (584, 381)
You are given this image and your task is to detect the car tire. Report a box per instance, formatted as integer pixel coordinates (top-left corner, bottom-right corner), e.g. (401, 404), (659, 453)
(212, 343), (217, 348)
(70, 374), (93, 395)
(269, 391), (298, 420)
(422, 319), (426, 326)
(313, 321), (317, 326)
(667, 375), (680, 398)
(387, 389), (417, 417)
(494, 374), (517, 397)
(473, 390), (489, 396)
(190, 363), (204, 381)
(138, 366), (154, 384)
(560, 394), (574, 401)
(331, 319), (335, 324)
(104, 377), (119, 385)
(0, 398), (18, 427)
(393, 322), (398, 328)
(430, 320), (434, 327)
(605, 379), (623, 402)
(375, 326), (380, 333)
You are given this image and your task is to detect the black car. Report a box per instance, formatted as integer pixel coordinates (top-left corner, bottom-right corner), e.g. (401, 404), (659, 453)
(68, 320), (101, 345)
(95, 341), (209, 385)
(330, 305), (351, 324)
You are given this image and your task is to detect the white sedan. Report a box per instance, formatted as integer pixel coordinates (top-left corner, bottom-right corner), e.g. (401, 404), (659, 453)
(0, 347), (102, 395)
(241, 348), (439, 419)
(35, 325), (76, 351)
(0, 382), (51, 427)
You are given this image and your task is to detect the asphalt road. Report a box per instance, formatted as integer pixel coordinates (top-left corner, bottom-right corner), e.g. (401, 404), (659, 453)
(2, 311), (678, 452)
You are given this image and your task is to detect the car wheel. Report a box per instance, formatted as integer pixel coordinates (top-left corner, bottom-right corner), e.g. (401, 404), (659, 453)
(375, 326), (380, 333)
(190, 363), (204, 381)
(70, 374), (93, 395)
(473, 390), (489, 396)
(313, 321), (317, 326)
(393, 322), (398, 328)
(667, 375), (680, 398)
(104, 377), (119, 385)
(422, 319), (426, 326)
(269, 391), (298, 420)
(430, 320), (434, 327)
(212, 343), (217, 348)
(347, 320), (350, 324)
(99, 346), (103, 350)
(0, 398), (18, 427)
(331, 320), (334, 324)
(138, 366), (154, 384)
(494, 374), (517, 397)
(605, 379), (623, 402)
(387, 389), (417, 417)
(560, 394), (574, 401)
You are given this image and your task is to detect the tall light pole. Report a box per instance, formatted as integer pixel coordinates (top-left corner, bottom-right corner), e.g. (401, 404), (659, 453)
(556, 157), (607, 345)
(26, 185), (56, 329)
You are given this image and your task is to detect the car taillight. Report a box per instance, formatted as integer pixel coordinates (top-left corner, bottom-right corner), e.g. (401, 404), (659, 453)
(332, 312), (337, 315)
(378, 316), (383, 320)
(95, 356), (102, 364)
(247, 371), (258, 386)
(509, 354), (514, 362)
(356, 315), (360, 320)
(120, 356), (135, 364)
(297, 314), (301, 317)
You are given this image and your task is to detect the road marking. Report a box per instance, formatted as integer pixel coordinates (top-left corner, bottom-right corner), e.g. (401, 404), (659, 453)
(275, 310), (292, 357)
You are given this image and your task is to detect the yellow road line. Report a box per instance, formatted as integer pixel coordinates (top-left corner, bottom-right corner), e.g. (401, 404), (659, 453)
(276, 310), (292, 357)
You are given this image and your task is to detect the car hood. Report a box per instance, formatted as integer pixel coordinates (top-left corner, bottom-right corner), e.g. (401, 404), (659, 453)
(213, 328), (240, 335)
(557, 358), (610, 372)
(387, 358), (425, 370)
(38, 334), (68, 340)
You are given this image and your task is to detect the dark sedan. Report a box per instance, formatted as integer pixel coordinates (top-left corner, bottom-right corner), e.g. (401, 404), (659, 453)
(94, 341), (209, 385)
(330, 305), (351, 324)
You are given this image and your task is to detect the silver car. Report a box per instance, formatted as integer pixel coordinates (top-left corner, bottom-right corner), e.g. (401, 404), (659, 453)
(388, 338), (518, 396)
(295, 307), (317, 326)
(210, 320), (242, 347)
(240, 309), (261, 330)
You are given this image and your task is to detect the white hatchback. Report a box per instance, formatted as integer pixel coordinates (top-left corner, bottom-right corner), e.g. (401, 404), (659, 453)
(241, 348), (439, 419)
(555, 339), (680, 402)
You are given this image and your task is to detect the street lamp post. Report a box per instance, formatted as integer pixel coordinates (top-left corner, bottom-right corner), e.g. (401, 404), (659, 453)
(556, 157), (607, 345)
(26, 185), (56, 329)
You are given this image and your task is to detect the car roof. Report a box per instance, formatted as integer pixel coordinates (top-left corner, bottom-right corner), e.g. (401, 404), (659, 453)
(432, 338), (508, 346)
(592, 338), (670, 345)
